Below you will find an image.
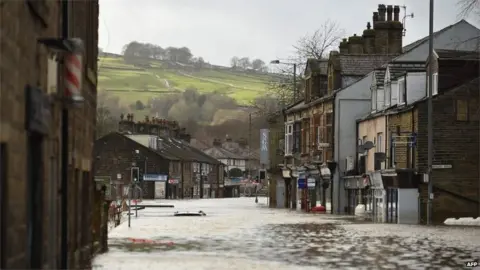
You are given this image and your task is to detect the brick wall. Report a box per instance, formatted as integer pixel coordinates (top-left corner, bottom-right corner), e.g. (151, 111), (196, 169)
(387, 108), (418, 169)
(416, 80), (479, 223)
(0, 1), (98, 268)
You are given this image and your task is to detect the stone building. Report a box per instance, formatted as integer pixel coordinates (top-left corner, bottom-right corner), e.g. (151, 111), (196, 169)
(0, 1), (99, 269)
(95, 115), (224, 200)
(281, 4), (401, 212)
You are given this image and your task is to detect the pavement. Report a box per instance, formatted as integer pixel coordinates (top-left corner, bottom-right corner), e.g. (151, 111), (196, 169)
(93, 197), (480, 270)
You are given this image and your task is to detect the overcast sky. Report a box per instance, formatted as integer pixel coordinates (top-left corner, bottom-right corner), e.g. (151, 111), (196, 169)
(99, 0), (479, 66)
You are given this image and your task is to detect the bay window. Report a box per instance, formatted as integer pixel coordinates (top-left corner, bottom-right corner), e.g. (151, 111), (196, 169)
(285, 123), (293, 155)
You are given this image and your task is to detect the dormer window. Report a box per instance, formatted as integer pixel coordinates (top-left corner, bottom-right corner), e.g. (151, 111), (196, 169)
(398, 78), (406, 104)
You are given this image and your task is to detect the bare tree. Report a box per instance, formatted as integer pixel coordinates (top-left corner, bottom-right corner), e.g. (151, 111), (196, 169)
(457, 0), (480, 18)
(293, 19), (344, 62)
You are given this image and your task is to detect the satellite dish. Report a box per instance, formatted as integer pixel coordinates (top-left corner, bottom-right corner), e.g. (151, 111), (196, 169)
(363, 141), (374, 150)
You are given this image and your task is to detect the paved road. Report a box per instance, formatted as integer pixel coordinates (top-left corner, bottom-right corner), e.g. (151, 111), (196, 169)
(93, 198), (480, 270)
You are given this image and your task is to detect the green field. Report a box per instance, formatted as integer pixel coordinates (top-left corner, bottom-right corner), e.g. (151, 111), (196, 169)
(97, 56), (274, 106)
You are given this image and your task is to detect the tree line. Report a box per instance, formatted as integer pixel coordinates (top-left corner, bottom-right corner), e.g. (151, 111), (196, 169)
(230, 57), (267, 72)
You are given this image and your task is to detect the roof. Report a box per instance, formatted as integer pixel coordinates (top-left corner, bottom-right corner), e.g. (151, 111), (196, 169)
(434, 49), (480, 60)
(374, 68), (386, 85)
(189, 138), (210, 150)
(401, 20), (472, 53)
(335, 54), (395, 76)
(305, 58), (328, 76)
(203, 146), (244, 160)
(98, 132), (180, 161)
(388, 61), (426, 80)
(157, 136), (220, 164)
(285, 100), (307, 114)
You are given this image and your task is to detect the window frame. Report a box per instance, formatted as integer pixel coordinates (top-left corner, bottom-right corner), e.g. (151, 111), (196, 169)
(398, 77), (406, 104)
(285, 123), (294, 156)
(376, 132), (383, 152)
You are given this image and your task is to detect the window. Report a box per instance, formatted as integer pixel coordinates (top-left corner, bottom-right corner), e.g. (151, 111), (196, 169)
(362, 136), (367, 144)
(385, 83), (391, 107)
(293, 122), (302, 153)
(371, 87), (377, 111)
(390, 134), (396, 168)
(376, 133), (383, 152)
(326, 126), (333, 143)
(325, 113), (333, 126)
(285, 123), (293, 155)
(398, 78), (406, 104)
(456, 99), (469, 121)
(317, 126), (325, 144)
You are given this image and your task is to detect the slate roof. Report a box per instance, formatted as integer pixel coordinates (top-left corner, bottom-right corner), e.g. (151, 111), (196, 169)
(435, 49), (480, 60)
(203, 146), (244, 160)
(335, 54), (395, 76)
(388, 62), (426, 80)
(157, 136), (221, 164)
(374, 68), (386, 85)
(401, 20), (472, 53)
(285, 100), (307, 114)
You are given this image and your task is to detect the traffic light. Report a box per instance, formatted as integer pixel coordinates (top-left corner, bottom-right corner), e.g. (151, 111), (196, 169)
(259, 170), (266, 180)
(131, 167), (140, 182)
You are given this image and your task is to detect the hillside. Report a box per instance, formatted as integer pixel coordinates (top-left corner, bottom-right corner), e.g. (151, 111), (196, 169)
(97, 55), (279, 107)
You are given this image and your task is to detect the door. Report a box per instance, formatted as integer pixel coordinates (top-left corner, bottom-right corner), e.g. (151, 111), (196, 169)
(154, 182), (165, 199)
(0, 143), (7, 269)
(27, 134), (44, 269)
(276, 185), (285, 208)
(386, 188), (398, 223)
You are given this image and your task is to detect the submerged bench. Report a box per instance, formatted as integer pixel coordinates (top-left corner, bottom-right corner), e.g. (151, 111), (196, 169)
(174, 210), (206, 217)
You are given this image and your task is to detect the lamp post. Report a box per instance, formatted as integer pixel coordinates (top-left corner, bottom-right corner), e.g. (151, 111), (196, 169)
(270, 60), (298, 102)
(327, 161), (337, 214)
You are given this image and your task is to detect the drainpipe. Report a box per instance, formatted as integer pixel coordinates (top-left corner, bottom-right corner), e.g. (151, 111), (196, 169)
(60, 0), (69, 268)
(180, 161), (184, 199)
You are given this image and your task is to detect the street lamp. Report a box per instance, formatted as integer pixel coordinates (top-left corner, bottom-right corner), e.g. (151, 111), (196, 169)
(270, 60), (298, 102)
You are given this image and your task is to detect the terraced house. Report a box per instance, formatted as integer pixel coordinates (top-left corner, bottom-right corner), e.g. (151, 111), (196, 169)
(281, 4), (402, 212)
(94, 115), (224, 201)
(355, 19), (480, 224)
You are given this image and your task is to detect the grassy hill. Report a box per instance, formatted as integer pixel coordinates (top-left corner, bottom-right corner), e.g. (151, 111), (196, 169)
(97, 55), (277, 107)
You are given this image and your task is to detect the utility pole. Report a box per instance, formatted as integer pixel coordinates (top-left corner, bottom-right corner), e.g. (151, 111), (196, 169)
(60, 1), (69, 268)
(293, 63), (297, 101)
(248, 113), (252, 179)
(427, 0), (434, 225)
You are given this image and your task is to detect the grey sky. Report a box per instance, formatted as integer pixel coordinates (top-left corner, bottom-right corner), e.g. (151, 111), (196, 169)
(99, 0), (479, 66)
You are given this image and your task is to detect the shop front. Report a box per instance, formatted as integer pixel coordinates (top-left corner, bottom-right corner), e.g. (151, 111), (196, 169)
(166, 176), (180, 199)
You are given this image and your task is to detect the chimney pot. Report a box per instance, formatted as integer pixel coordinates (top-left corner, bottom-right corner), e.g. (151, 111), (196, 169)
(386, 5), (393, 21)
(367, 22), (371, 30)
(378, 4), (386, 21)
(393, 5), (400, 21)
(373, 12), (379, 23)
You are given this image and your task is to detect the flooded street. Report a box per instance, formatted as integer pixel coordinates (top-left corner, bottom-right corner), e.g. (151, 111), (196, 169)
(93, 198), (480, 270)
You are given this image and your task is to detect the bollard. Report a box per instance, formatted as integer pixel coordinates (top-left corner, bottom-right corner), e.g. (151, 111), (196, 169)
(135, 199), (138, 217)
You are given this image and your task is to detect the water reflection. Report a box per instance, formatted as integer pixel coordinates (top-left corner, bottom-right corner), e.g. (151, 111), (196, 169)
(107, 222), (479, 269)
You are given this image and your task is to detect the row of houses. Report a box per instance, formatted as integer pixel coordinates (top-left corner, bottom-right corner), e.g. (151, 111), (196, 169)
(267, 4), (480, 224)
(94, 116), (228, 200)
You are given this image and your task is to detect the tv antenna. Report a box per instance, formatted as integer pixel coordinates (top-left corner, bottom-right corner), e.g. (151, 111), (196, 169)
(402, 5), (414, 37)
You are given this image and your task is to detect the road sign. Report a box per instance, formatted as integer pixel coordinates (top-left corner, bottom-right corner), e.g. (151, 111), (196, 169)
(143, 174), (168, 181)
(307, 178), (316, 189)
(432, 164), (452, 169)
(298, 178), (306, 189)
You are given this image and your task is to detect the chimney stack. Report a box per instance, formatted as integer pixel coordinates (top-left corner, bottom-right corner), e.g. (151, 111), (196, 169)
(378, 4), (386, 21)
(393, 5), (400, 21)
(348, 34), (364, 54)
(213, 138), (222, 146)
(373, 12), (379, 23)
(362, 22), (375, 54)
(386, 5), (393, 21)
(339, 38), (349, 54)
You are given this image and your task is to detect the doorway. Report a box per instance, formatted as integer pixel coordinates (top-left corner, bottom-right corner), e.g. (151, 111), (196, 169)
(27, 134), (44, 269)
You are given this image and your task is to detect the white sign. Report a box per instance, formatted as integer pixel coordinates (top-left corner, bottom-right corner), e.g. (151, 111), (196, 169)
(432, 164), (452, 169)
(307, 178), (316, 188)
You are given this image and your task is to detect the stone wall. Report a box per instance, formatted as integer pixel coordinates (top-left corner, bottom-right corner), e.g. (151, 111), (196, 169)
(0, 1), (98, 269)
